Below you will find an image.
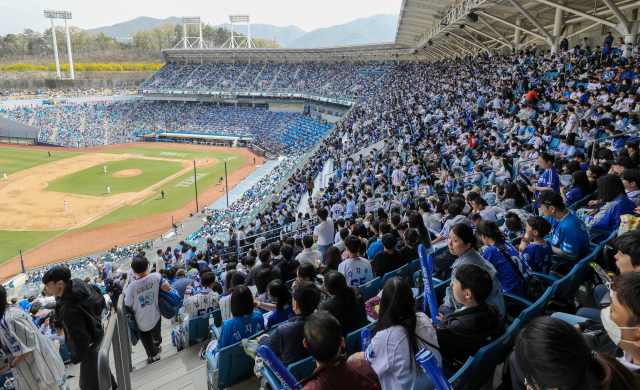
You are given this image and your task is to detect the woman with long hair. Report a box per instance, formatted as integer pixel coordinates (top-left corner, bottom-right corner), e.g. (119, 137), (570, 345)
(255, 279), (294, 330)
(496, 182), (527, 210)
(348, 277), (440, 390)
(475, 220), (532, 299)
(587, 164), (605, 193)
(320, 246), (341, 276)
(318, 271), (368, 336)
(585, 175), (636, 233)
(514, 316), (640, 390)
(562, 170), (592, 206)
(400, 229), (420, 266)
(407, 210), (433, 253)
(442, 224), (505, 315)
(0, 285), (66, 390)
(220, 271), (246, 322)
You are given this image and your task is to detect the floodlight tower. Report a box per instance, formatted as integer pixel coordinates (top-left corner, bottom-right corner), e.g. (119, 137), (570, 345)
(174, 16), (207, 49)
(44, 10), (74, 79)
(224, 14), (255, 48)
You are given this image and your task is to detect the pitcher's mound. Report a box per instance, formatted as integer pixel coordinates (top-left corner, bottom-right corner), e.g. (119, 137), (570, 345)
(112, 169), (142, 178)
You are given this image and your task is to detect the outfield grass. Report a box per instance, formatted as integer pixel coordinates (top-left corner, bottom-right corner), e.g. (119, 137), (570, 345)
(77, 150), (245, 229)
(44, 159), (186, 197)
(0, 230), (63, 265)
(0, 146), (79, 176)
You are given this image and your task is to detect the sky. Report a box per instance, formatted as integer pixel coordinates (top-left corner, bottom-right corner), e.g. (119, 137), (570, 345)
(0, 0), (402, 36)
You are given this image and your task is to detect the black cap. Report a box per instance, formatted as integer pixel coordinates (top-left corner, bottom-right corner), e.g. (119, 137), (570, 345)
(613, 156), (637, 170)
(532, 190), (564, 207)
(625, 141), (638, 150)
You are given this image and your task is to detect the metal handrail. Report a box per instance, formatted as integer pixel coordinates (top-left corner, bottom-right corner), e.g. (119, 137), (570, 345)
(98, 282), (132, 390)
(589, 128), (639, 161)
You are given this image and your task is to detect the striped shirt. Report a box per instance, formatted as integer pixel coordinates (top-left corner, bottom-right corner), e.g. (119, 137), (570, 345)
(182, 287), (220, 320)
(0, 305), (65, 390)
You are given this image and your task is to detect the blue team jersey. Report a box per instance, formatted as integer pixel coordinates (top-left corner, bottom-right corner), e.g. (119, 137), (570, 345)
(546, 212), (590, 260)
(522, 241), (553, 274)
(483, 243), (532, 299)
(564, 188), (583, 206)
(217, 311), (264, 350)
(534, 167), (560, 208)
(265, 304), (294, 330)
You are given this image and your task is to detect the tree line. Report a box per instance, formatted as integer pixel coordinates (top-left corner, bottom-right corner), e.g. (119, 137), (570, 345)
(0, 22), (280, 59)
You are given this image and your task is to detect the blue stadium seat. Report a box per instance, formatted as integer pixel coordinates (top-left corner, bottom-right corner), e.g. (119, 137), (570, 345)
(206, 330), (265, 389)
(285, 278), (295, 291)
(344, 321), (377, 356)
(359, 277), (382, 302)
(180, 308), (221, 347)
(288, 356), (316, 381)
(381, 263), (410, 286)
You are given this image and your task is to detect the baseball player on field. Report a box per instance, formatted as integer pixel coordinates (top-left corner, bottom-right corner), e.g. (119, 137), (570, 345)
(107, 186), (111, 194)
(63, 201), (67, 211)
(103, 165), (107, 173)
(2, 173), (6, 181)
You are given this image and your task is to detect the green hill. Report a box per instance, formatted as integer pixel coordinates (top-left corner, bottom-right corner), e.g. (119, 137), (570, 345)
(86, 16), (182, 37)
(212, 24), (306, 47)
(286, 14), (399, 48)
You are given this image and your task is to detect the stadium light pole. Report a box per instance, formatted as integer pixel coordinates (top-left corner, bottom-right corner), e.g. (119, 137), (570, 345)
(225, 162), (229, 208)
(44, 10), (74, 79)
(193, 161), (199, 212)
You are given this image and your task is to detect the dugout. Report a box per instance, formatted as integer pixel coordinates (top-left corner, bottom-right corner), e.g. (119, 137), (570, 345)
(0, 116), (40, 145)
(156, 132), (252, 147)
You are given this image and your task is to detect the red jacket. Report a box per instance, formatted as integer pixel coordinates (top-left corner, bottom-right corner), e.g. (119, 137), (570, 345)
(525, 90), (539, 101)
(297, 353), (381, 390)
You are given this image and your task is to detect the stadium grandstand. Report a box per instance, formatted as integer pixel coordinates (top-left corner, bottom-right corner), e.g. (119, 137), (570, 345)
(4, 0), (640, 390)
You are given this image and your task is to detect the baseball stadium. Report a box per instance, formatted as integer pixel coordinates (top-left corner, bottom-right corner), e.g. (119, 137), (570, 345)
(2, 0), (640, 389)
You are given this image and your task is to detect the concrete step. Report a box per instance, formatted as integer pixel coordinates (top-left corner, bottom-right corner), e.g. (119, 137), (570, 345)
(132, 361), (187, 390)
(152, 365), (207, 390)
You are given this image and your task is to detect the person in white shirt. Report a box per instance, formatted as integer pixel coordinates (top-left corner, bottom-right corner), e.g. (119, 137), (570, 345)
(124, 257), (171, 364)
(313, 208), (334, 265)
(337, 236), (372, 287)
(181, 272), (220, 320)
(154, 249), (165, 272)
(348, 278), (439, 390)
(471, 197), (497, 221)
(418, 202), (441, 231)
(295, 235), (322, 269)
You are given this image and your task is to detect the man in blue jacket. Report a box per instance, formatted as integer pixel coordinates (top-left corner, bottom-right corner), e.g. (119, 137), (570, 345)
(256, 281), (322, 367)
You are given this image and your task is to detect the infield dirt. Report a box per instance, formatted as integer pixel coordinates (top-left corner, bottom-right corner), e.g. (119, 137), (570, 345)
(0, 142), (261, 280)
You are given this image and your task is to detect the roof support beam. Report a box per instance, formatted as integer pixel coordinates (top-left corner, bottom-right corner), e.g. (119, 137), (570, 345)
(446, 36), (473, 55)
(506, 0), (554, 43)
(433, 41), (459, 57)
(464, 25), (511, 49)
(478, 15), (513, 49)
(600, 0), (631, 27)
(479, 12), (548, 41)
(533, 0), (620, 29)
(462, 29), (491, 53)
(449, 32), (486, 51)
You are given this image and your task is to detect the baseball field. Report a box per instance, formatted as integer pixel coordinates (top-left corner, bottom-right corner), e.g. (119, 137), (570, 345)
(0, 143), (261, 274)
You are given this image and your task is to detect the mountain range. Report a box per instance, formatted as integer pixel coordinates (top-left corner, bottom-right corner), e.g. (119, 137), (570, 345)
(85, 14), (399, 48)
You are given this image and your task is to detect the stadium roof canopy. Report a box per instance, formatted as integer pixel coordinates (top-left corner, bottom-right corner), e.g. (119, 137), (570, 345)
(162, 0), (638, 62)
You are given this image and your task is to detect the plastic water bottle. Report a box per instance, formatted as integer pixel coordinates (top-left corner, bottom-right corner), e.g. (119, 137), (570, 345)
(209, 314), (215, 328)
(254, 356), (264, 378)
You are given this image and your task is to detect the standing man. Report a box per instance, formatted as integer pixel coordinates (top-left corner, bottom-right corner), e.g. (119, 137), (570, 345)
(63, 201), (67, 211)
(161, 190), (165, 199)
(106, 186), (111, 194)
(313, 208), (334, 265)
(206, 155), (209, 163)
(48, 151), (51, 157)
(2, 172), (7, 181)
(125, 257), (171, 364)
(103, 165), (107, 174)
(42, 266), (117, 389)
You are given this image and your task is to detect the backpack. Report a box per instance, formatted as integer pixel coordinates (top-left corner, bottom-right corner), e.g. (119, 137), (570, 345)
(158, 283), (181, 320)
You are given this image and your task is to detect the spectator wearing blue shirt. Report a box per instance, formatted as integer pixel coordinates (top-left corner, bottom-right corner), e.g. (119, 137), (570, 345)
(560, 171), (592, 207)
(172, 269), (195, 299)
(18, 296), (31, 310)
(476, 220), (532, 299)
(584, 175), (637, 234)
(367, 221), (390, 260)
(533, 190), (590, 261)
(518, 216), (554, 274)
(216, 285), (264, 350)
(528, 153), (560, 209)
(255, 279), (295, 330)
